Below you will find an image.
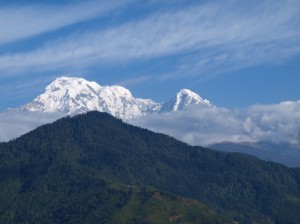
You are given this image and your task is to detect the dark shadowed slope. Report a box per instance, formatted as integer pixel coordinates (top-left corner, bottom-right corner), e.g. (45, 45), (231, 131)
(0, 111), (300, 223)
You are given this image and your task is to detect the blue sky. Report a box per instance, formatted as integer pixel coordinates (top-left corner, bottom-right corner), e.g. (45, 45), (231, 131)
(0, 0), (300, 111)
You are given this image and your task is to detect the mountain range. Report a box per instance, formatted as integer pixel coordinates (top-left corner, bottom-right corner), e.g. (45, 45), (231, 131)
(15, 76), (214, 119)
(1, 111), (300, 223)
(210, 141), (300, 168)
(4, 76), (299, 168)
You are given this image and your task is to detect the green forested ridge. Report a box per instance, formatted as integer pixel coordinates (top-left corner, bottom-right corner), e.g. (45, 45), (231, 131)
(0, 111), (300, 223)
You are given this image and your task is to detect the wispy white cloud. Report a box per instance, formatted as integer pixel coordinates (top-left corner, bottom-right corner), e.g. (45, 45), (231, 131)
(132, 100), (300, 146)
(0, 0), (299, 77)
(0, 0), (130, 45)
(116, 75), (151, 87)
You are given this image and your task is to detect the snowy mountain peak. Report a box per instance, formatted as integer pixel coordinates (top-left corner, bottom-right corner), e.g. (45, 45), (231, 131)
(178, 88), (196, 95)
(44, 76), (102, 97)
(22, 76), (103, 114)
(17, 76), (214, 119)
(19, 77), (160, 119)
(162, 89), (214, 112)
(100, 85), (133, 100)
(176, 89), (203, 102)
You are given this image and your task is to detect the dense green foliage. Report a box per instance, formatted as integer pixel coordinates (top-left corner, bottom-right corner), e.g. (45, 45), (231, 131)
(1, 111), (300, 223)
(0, 174), (228, 224)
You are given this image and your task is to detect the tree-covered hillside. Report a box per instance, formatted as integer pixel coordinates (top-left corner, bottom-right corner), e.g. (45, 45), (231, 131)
(0, 111), (300, 223)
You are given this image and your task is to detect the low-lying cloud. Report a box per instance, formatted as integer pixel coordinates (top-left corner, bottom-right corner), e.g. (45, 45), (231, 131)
(0, 112), (64, 142)
(131, 101), (300, 146)
(1, 101), (299, 146)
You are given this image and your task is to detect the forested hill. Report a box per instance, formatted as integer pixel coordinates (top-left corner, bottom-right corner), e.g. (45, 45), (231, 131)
(1, 111), (300, 223)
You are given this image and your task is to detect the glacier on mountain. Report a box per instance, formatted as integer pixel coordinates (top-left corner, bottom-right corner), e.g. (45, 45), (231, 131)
(161, 89), (215, 112)
(17, 76), (214, 120)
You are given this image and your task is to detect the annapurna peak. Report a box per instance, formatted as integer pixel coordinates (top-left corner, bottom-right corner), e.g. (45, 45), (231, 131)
(17, 76), (214, 119)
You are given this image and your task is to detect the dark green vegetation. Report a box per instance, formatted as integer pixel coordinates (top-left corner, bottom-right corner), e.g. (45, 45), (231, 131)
(0, 112), (300, 223)
(0, 177), (227, 224)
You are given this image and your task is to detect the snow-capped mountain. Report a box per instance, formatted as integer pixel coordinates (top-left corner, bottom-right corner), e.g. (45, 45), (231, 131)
(17, 76), (214, 119)
(161, 89), (214, 112)
(19, 77), (160, 120)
